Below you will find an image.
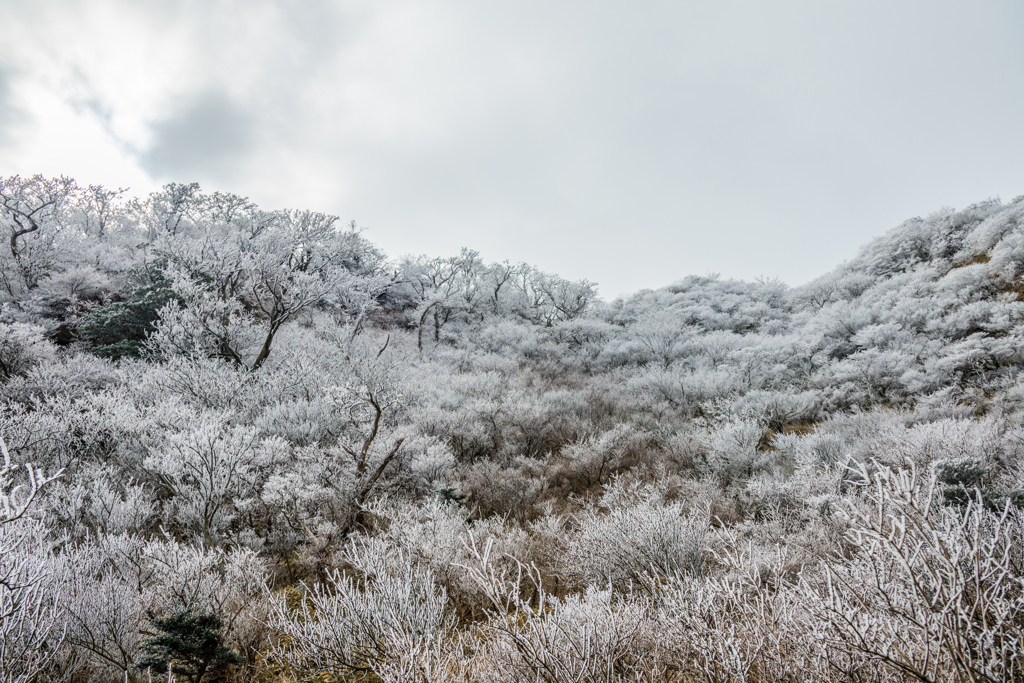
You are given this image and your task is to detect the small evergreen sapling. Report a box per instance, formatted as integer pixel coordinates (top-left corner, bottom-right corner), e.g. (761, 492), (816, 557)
(136, 607), (242, 682)
(78, 265), (176, 359)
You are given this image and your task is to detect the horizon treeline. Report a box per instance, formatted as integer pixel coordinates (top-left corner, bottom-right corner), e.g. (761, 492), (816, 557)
(2, 174), (1023, 682)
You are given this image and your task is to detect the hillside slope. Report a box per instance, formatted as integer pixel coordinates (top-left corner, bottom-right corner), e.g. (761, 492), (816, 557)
(2, 176), (1023, 682)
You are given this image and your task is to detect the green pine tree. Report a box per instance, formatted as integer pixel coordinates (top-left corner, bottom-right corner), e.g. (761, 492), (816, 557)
(136, 607), (243, 683)
(78, 264), (176, 360)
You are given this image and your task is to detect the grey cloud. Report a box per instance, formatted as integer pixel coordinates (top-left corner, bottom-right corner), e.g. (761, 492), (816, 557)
(277, 1), (354, 63)
(139, 91), (255, 182)
(0, 63), (24, 147)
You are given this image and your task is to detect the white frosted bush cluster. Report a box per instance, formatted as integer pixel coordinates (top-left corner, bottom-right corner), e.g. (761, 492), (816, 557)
(267, 539), (460, 682)
(53, 535), (267, 680)
(562, 481), (708, 588)
(2, 176), (1024, 680)
(0, 322), (57, 381)
(0, 436), (65, 683)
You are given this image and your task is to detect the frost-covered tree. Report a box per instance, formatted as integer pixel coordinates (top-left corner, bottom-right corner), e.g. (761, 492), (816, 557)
(150, 203), (385, 370)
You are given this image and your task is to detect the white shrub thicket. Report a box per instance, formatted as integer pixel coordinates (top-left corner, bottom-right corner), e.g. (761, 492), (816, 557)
(57, 533), (268, 681)
(3, 176), (1024, 681)
(462, 534), (653, 683)
(0, 323), (57, 381)
(267, 538), (460, 682)
(0, 437), (64, 683)
(562, 480), (708, 590)
(806, 463), (1024, 682)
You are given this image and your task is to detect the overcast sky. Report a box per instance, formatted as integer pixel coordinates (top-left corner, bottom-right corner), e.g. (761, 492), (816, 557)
(1, 1), (1022, 297)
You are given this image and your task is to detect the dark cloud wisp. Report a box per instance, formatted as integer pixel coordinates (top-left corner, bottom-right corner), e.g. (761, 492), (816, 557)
(0, 63), (24, 147)
(139, 90), (255, 182)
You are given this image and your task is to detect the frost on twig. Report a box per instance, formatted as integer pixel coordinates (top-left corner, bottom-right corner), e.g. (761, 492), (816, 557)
(1, 436), (62, 525)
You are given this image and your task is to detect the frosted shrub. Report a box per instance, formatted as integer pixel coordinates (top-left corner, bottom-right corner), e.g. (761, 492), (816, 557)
(261, 443), (359, 547)
(730, 390), (820, 431)
(143, 539), (268, 647)
(1, 395), (120, 473)
(480, 585), (650, 683)
(795, 431), (846, 470)
(728, 334), (817, 390)
(253, 394), (342, 445)
(267, 538), (459, 682)
(630, 364), (738, 418)
(358, 498), (529, 619)
(1, 437), (65, 683)
(805, 463), (1024, 682)
(563, 481), (708, 589)
(409, 363), (595, 463)
(463, 536), (652, 683)
(143, 416), (281, 547)
(0, 521), (69, 683)
(471, 319), (540, 357)
(984, 209), (1024, 279)
(680, 329), (745, 370)
(655, 547), (825, 683)
(59, 534), (268, 680)
(4, 353), (120, 402)
(45, 464), (155, 539)
(808, 409), (903, 464)
(31, 266), (113, 324)
(658, 430), (711, 475)
(963, 197), (1024, 258)
(147, 286), (264, 364)
(537, 318), (617, 372)
(870, 417), (1005, 470)
(0, 322), (56, 381)
(824, 348), (917, 408)
(461, 457), (549, 522)
(622, 309), (693, 368)
(610, 274), (790, 339)
(60, 549), (151, 680)
(764, 430), (851, 509)
(554, 424), (653, 493)
(708, 420), (773, 484)
(403, 435), (457, 494)
(261, 383), (410, 548)
(136, 536), (268, 665)
(133, 356), (266, 412)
